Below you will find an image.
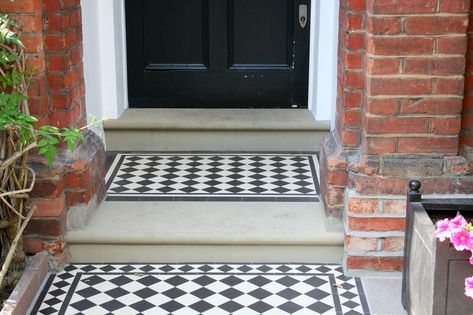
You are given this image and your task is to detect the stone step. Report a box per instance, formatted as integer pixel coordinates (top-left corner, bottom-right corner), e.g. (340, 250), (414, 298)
(104, 109), (330, 151)
(67, 201), (343, 263)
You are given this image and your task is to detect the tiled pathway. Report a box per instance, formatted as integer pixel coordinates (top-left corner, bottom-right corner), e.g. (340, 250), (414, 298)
(30, 263), (370, 315)
(106, 153), (320, 202)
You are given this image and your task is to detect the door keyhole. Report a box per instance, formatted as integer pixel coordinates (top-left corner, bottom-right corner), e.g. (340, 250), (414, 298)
(299, 4), (307, 28)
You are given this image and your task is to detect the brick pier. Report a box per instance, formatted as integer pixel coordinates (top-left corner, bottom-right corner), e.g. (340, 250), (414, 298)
(320, 0), (473, 273)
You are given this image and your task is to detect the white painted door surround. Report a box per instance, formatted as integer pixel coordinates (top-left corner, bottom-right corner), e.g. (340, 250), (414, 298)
(81, 0), (339, 124)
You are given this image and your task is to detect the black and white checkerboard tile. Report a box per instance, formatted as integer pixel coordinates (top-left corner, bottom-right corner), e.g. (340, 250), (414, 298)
(30, 263), (370, 315)
(106, 153), (320, 202)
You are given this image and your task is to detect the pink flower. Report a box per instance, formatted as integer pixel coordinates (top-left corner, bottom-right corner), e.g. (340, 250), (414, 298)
(465, 277), (473, 298)
(435, 218), (452, 242)
(450, 229), (473, 251)
(449, 215), (468, 232)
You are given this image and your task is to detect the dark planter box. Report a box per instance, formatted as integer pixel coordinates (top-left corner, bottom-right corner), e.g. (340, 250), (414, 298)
(402, 181), (473, 315)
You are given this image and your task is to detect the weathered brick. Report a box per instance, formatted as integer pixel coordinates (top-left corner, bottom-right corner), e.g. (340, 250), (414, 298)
(365, 117), (429, 134)
(380, 156), (444, 177)
(348, 217), (406, 232)
(400, 98), (463, 115)
(31, 194), (66, 218)
(436, 37), (468, 54)
(439, 0), (470, 13)
(445, 156), (472, 175)
(383, 200), (406, 214)
(398, 138), (459, 154)
(367, 37), (433, 55)
(365, 98), (398, 115)
(347, 256), (404, 272)
(431, 117), (462, 135)
(348, 198), (378, 214)
(404, 16), (468, 35)
(25, 214), (66, 237)
(340, 129), (361, 146)
(345, 236), (378, 251)
(403, 57), (466, 75)
(362, 137), (397, 154)
(382, 237), (405, 251)
(367, 0), (436, 14)
(366, 57), (400, 75)
(367, 78), (432, 96)
(367, 17), (401, 35)
(434, 78), (465, 95)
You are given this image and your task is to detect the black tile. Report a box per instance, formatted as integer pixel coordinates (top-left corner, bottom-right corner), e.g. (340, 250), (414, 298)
(219, 300), (244, 313)
(100, 300), (126, 312)
(220, 288), (244, 299)
(130, 300), (155, 312)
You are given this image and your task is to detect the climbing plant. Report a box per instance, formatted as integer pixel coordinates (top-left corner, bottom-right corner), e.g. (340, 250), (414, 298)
(0, 14), (93, 292)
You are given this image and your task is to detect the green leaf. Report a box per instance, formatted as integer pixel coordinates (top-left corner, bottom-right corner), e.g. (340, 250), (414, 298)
(37, 139), (47, 147)
(43, 145), (57, 165)
(38, 146), (48, 155)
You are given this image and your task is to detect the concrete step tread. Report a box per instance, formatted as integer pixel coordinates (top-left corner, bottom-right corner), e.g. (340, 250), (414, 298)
(104, 109), (330, 131)
(68, 245), (343, 263)
(68, 201), (343, 246)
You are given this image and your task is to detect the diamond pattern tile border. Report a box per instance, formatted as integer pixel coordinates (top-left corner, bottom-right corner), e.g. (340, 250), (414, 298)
(30, 263), (370, 315)
(105, 153), (320, 202)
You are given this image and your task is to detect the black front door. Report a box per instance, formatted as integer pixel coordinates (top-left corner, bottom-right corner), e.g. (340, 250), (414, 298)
(126, 0), (310, 108)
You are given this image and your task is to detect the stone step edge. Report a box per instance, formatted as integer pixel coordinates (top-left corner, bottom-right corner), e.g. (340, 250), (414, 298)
(66, 234), (344, 246)
(104, 122), (330, 131)
(104, 109), (330, 131)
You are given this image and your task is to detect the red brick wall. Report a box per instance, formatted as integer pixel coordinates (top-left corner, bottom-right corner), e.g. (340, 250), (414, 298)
(461, 1), (473, 163)
(364, 0), (468, 155)
(321, 0), (473, 274)
(1, 0), (106, 264)
(337, 0), (366, 148)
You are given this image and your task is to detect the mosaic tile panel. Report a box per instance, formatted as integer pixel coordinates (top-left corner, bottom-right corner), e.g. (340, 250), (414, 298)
(105, 153), (320, 202)
(30, 263), (369, 315)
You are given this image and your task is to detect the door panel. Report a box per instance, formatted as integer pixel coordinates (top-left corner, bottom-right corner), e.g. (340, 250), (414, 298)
(143, 0), (209, 70)
(229, 0), (291, 68)
(125, 0), (310, 108)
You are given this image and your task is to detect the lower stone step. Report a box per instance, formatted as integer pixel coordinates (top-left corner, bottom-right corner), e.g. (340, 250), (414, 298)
(68, 244), (343, 263)
(67, 201), (343, 263)
(103, 109), (330, 151)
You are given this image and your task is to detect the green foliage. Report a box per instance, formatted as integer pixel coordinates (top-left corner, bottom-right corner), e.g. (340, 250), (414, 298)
(0, 14), (23, 48)
(0, 14), (85, 166)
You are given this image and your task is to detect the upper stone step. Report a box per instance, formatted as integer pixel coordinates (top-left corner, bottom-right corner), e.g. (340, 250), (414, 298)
(104, 108), (330, 131)
(103, 109), (330, 151)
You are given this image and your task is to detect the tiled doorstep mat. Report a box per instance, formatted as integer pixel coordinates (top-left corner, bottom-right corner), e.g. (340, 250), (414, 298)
(30, 263), (370, 315)
(105, 153), (320, 202)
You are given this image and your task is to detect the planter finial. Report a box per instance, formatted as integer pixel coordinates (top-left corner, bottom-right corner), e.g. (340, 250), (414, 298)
(408, 180), (422, 202)
(409, 180), (421, 192)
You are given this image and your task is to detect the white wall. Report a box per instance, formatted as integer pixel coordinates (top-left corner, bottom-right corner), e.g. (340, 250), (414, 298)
(308, 0), (339, 126)
(82, 0), (128, 119)
(82, 0), (338, 124)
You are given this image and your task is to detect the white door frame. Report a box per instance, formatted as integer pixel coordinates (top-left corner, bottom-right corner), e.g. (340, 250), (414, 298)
(82, 0), (339, 124)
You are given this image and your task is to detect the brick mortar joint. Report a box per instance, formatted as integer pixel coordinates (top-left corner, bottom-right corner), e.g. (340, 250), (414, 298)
(43, 7), (82, 15)
(367, 34), (467, 39)
(366, 74), (465, 79)
(365, 113), (460, 118)
(368, 94), (463, 99)
(44, 25), (83, 35)
(45, 43), (84, 55)
(345, 250), (404, 257)
(347, 212), (406, 218)
(366, 13), (470, 18)
(46, 62), (84, 75)
(45, 7), (82, 15)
